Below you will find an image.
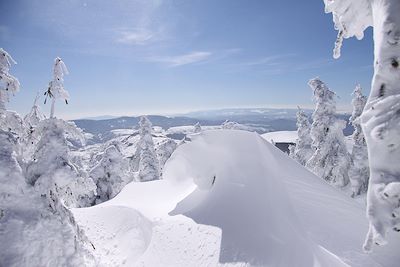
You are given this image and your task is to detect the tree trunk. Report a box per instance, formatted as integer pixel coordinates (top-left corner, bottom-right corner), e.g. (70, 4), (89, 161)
(361, 0), (400, 251)
(0, 90), (7, 110)
(50, 98), (55, 118)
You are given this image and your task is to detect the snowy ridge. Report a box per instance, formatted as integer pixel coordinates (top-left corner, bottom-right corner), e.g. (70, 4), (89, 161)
(73, 130), (400, 266)
(261, 130), (297, 143)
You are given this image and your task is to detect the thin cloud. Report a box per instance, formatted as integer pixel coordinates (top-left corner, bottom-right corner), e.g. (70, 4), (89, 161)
(116, 29), (154, 45)
(238, 54), (295, 67)
(149, 51), (212, 67)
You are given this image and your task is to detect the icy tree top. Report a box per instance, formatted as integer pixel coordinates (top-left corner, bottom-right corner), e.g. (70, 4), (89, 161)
(53, 57), (69, 81)
(47, 57), (70, 100)
(308, 78), (337, 115)
(350, 84), (367, 124)
(0, 48), (20, 95)
(308, 78), (336, 101)
(139, 116), (152, 137)
(323, 0), (372, 58)
(0, 48), (17, 73)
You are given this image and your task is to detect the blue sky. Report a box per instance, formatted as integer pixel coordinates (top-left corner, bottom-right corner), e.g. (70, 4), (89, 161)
(1, 0), (373, 119)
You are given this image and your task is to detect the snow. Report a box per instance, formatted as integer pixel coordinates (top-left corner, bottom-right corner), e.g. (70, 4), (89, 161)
(73, 206), (152, 266)
(73, 130), (400, 266)
(323, 0), (372, 58)
(166, 125), (220, 135)
(261, 130), (297, 143)
(325, 0), (400, 251)
(0, 130), (96, 267)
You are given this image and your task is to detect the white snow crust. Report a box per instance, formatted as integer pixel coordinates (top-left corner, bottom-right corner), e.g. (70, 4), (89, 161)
(261, 130), (297, 143)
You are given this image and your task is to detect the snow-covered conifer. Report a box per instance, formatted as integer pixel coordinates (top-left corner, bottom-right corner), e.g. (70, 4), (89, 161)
(0, 130), (96, 266)
(222, 120), (239, 130)
(290, 107), (313, 165)
(0, 48), (24, 135)
(24, 93), (45, 129)
(324, 0), (400, 251)
(90, 144), (131, 203)
(26, 118), (96, 208)
(132, 116), (160, 182)
(156, 138), (177, 176)
(44, 57), (70, 118)
(349, 85), (369, 197)
(0, 48), (20, 110)
(306, 78), (350, 187)
(21, 94), (46, 158)
(193, 122), (202, 133)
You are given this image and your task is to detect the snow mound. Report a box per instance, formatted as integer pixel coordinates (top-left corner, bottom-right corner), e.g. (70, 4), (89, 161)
(73, 130), (400, 266)
(261, 130), (297, 143)
(73, 206), (152, 266)
(166, 130), (347, 266)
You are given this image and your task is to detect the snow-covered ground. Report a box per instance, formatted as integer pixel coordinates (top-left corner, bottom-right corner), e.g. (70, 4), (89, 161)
(72, 130), (400, 266)
(261, 130), (297, 143)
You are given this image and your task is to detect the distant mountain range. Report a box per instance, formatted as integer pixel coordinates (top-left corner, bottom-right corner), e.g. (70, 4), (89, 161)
(73, 108), (353, 142)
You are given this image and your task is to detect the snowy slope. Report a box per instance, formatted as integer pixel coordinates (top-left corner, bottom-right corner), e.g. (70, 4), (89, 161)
(73, 130), (400, 266)
(261, 130), (297, 143)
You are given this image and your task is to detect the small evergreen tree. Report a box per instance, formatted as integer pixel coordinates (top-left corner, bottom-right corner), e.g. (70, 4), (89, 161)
(306, 78), (350, 187)
(289, 107), (313, 165)
(0, 48), (20, 110)
(0, 48), (24, 135)
(349, 84), (369, 197)
(24, 93), (46, 129)
(22, 94), (46, 158)
(44, 57), (70, 118)
(221, 120), (241, 130)
(132, 116), (160, 182)
(26, 118), (96, 208)
(193, 122), (202, 133)
(156, 138), (177, 176)
(90, 143), (131, 203)
(138, 116), (160, 181)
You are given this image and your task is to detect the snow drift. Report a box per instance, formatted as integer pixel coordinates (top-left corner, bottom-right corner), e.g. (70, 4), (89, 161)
(73, 130), (400, 266)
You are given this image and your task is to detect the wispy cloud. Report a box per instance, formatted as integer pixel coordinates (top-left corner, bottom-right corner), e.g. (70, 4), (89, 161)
(115, 28), (154, 45)
(224, 53), (337, 76)
(148, 51), (212, 67)
(237, 54), (295, 67)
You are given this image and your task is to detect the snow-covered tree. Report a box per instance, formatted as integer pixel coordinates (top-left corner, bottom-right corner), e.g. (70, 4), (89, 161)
(89, 143), (131, 203)
(289, 107), (313, 165)
(193, 122), (202, 133)
(0, 48), (24, 136)
(0, 48), (20, 110)
(44, 57), (70, 118)
(0, 130), (96, 266)
(349, 85), (369, 197)
(323, 0), (400, 251)
(24, 93), (45, 130)
(26, 118), (96, 209)
(0, 131), (26, 208)
(131, 116), (160, 182)
(156, 138), (177, 176)
(222, 120), (238, 130)
(306, 78), (350, 187)
(21, 94), (46, 158)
